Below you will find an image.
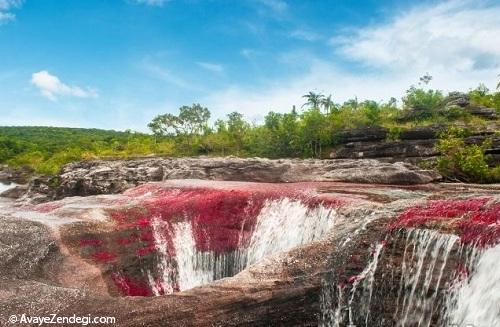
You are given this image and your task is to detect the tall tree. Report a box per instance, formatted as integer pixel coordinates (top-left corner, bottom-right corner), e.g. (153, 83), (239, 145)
(227, 112), (248, 155)
(178, 104), (211, 135)
(321, 94), (335, 114)
(302, 92), (324, 109)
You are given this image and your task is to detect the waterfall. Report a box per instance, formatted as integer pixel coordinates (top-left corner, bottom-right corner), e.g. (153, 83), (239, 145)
(320, 228), (459, 327)
(150, 217), (177, 294)
(320, 241), (385, 327)
(149, 197), (337, 294)
(171, 221), (213, 290)
(347, 242), (385, 326)
(0, 182), (17, 194)
(445, 244), (500, 327)
(245, 198), (337, 266)
(395, 229), (459, 327)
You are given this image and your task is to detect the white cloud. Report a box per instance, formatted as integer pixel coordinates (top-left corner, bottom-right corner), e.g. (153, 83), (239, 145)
(256, 0), (288, 14)
(0, 11), (14, 24)
(241, 48), (261, 60)
(196, 61), (224, 73)
(203, 0), (500, 119)
(143, 61), (192, 89)
(0, 0), (23, 24)
(131, 0), (169, 7)
(290, 29), (321, 42)
(334, 0), (500, 72)
(0, 0), (23, 10)
(31, 71), (98, 101)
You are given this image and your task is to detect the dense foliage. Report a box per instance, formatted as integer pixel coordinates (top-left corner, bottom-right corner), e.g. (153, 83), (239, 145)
(0, 127), (173, 175)
(434, 127), (500, 183)
(1, 79), (499, 180)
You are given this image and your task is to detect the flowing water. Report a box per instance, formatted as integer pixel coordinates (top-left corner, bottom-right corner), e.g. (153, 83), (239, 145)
(245, 198), (336, 266)
(149, 198), (338, 293)
(0, 182), (17, 208)
(394, 229), (459, 327)
(445, 243), (500, 327)
(0, 182), (16, 194)
(320, 226), (500, 327)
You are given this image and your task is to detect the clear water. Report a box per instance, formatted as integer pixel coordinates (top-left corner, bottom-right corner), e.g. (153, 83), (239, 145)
(149, 198), (338, 293)
(0, 182), (17, 194)
(445, 244), (500, 327)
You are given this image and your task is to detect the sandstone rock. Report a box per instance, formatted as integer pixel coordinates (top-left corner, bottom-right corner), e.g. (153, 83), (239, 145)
(0, 184), (28, 198)
(399, 125), (444, 140)
(466, 106), (498, 120)
(0, 181), (498, 326)
(44, 158), (441, 199)
(442, 91), (470, 108)
(336, 127), (388, 143)
(0, 165), (32, 184)
(333, 139), (438, 159)
(0, 216), (55, 279)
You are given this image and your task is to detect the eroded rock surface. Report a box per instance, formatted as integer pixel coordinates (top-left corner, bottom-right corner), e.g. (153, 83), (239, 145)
(330, 124), (500, 164)
(22, 157), (440, 203)
(1, 180), (498, 326)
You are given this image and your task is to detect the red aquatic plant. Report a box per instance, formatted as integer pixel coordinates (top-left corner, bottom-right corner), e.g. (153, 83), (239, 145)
(79, 239), (103, 247)
(91, 251), (116, 263)
(111, 273), (153, 297)
(78, 182), (348, 296)
(390, 198), (499, 248)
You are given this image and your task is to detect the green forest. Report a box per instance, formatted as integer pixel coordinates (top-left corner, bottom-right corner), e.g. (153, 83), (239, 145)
(1, 78), (499, 182)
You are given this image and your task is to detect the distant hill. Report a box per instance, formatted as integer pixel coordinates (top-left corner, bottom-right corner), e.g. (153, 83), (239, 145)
(0, 126), (156, 175)
(0, 126), (137, 152)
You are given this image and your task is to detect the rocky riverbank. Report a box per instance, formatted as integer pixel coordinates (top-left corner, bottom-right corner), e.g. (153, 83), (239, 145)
(12, 157), (441, 203)
(329, 124), (500, 164)
(0, 179), (498, 326)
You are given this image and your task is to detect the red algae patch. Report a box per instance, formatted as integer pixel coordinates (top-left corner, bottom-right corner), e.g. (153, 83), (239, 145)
(91, 251), (116, 263)
(390, 198), (500, 247)
(113, 183), (349, 253)
(34, 202), (64, 213)
(111, 273), (156, 296)
(69, 181), (349, 296)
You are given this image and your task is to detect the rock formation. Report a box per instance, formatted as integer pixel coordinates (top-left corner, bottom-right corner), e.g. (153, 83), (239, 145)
(18, 157), (440, 203)
(0, 179), (498, 326)
(330, 125), (500, 164)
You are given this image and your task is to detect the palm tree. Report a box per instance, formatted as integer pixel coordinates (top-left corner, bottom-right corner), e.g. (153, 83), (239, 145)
(302, 92), (324, 109)
(321, 94), (334, 114)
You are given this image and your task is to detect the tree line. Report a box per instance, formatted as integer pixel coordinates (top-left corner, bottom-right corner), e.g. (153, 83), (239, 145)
(0, 77), (499, 180)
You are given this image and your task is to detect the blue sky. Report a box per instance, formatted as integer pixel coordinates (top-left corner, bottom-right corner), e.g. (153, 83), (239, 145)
(1, 0), (499, 131)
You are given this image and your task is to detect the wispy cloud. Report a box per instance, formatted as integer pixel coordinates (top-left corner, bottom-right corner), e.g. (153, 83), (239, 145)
(334, 0), (500, 72)
(130, 0), (169, 6)
(143, 62), (191, 89)
(240, 48), (261, 60)
(0, 0), (23, 25)
(0, 0), (23, 10)
(255, 0), (288, 14)
(196, 61), (224, 73)
(203, 0), (500, 119)
(290, 29), (321, 42)
(31, 71), (98, 101)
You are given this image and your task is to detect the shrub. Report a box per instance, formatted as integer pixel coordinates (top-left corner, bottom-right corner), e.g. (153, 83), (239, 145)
(401, 87), (443, 121)
(435, 127), (498, 183)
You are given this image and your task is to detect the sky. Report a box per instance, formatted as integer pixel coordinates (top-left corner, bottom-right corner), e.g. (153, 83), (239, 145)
(1, 0), (499, 132)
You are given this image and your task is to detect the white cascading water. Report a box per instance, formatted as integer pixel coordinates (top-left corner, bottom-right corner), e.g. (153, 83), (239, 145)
(395, 229), (459, 327)
(245, 198), (336, 266)
(320, 228), (460, 327)
(347, 242), (385, 326)
(150, 217), (176, 294)
(445, 243), (500, 327)
(171, 221), (213, 290)
(149, 198), (337, 294)
(0, 182), (16, 194)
